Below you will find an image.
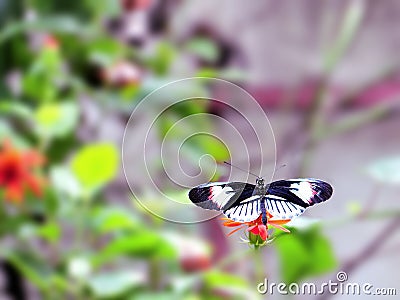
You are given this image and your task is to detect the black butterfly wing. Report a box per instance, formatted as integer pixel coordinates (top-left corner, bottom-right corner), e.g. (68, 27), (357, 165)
(266, 178), (333, 220)
(188, 181), (256, 211)
(189, 181), (264, 222)
(188, 178), (333, 223)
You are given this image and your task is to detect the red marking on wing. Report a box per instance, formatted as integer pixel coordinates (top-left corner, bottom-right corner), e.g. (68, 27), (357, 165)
(208, 187), (214, 200)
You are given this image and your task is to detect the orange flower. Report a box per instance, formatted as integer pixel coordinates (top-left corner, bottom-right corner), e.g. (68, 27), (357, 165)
(0, 140), (46, 203)
(222, 211), (291, 241)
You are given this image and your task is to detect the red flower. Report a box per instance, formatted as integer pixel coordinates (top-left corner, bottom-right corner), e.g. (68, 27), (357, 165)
(222, 211), (291, 242)
(181, 256), (211, 273)
(43, 35), (59, 50)
(165, 233), (211, 273)
(121, 0), (152, 11)
(0, 140), (46, 203)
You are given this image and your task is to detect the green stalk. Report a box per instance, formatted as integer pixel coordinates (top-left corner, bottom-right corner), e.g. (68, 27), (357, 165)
(253, 248), (266, 287)
(298, 0), (365, 176)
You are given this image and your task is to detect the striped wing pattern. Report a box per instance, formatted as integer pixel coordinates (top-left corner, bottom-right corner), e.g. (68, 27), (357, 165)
(223, 195), (262, 223)
(266, 179), (333, 220)
(188, 178), (333, 222)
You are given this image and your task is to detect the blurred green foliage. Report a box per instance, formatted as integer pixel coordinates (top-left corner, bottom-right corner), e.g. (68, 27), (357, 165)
(3, 0), (392, 299)
(0, 1), (247, 299)
(71, 143), (119, 194)
(274, 225), (337, 284)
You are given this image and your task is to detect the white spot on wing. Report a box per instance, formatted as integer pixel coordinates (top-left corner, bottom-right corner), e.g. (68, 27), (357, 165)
(210, 186), (234, 208)
(289, 181), (314, 204)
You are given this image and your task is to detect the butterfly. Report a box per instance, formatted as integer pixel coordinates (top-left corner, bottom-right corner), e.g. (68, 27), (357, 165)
(188, 175), (333, 225)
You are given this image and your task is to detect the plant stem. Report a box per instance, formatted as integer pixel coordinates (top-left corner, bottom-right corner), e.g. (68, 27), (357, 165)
(149, 258), (162, 290)
(253, 248), (265, 286)
(74, 193), (90, 251)
(298, 0), (365, 177)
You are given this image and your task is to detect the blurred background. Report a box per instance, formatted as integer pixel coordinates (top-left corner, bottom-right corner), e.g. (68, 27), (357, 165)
(1, 0), (400, 299)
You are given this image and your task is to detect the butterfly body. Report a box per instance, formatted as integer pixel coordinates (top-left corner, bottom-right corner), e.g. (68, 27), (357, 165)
(188, 177), (333, 225)
(254, 177), (267, 225)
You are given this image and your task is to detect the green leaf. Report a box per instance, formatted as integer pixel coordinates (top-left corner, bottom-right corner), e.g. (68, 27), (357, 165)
(0, 119), (27, 147)
(88, 38), (127, 67)
(275, 234), (308, 284)
(0, 101), (32, 119)
(43, 187), (59, 215)
(6, 252), (52, 291)
(0, 119), (13, 137)
(195, 134), (230, 162)
(18, 221), (61, 244)
(34, 102), (79, 138)
(163, 190), (193, 205)
(92, 207), (138, 233)
(22, 46), (65, 102)
(0, 16), (92, 44)
(36, 221), (61, 244)
(179, 133), (229, 171)
(132, 292), (180, 300)
(203, 271), (253, 299)
(204, 271), (248, 289)
(0, 214), (26, 236)
(88, 270), (145, 298)
(274, 225), (337, 284)
(366, 156), (400, 185)
(219, 68), (248, 81)
(71, 143), (119, 192)
(93, 232), (176, 267)
(36, 104), (61, 125)
(185, 38), (219, 62)
(148, 42), (176, 75)
(196, 68), (218, 78)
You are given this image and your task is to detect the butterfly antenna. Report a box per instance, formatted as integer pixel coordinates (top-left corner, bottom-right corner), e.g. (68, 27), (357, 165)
(223, 161), (259, 178)
(262, 163), (287, 179)
(275, 164), (287, 172)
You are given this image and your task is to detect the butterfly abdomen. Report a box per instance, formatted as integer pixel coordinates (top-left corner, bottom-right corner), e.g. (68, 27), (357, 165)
(260, 198), (267, 225)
